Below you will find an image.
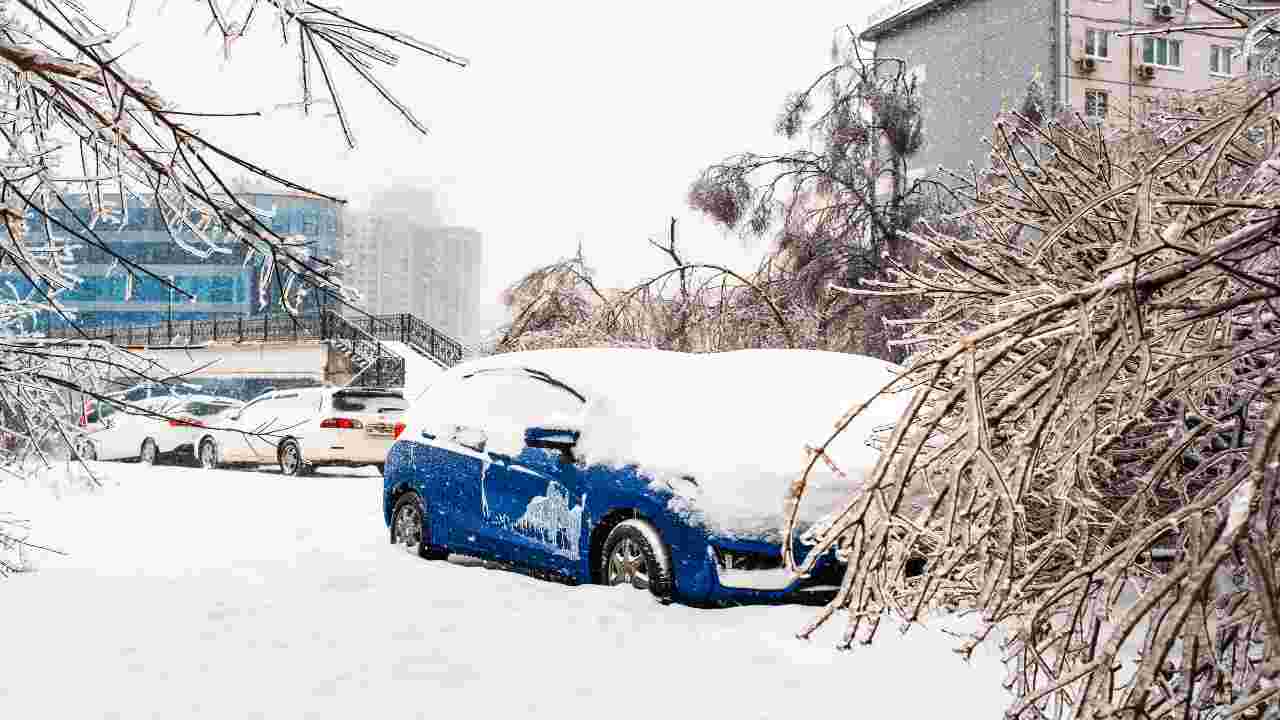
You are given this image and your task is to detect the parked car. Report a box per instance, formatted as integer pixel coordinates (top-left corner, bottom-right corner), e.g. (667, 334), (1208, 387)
(193, 386), (409, 474)
(79, 395), (244, 464)
(382, 348), (912, 606)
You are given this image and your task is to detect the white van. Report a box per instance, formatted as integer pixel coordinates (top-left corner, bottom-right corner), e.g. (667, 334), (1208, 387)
(193, 386), (409, 475)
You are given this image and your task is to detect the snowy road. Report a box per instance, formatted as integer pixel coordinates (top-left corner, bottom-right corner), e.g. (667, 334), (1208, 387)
(1, 464), (1011, 718)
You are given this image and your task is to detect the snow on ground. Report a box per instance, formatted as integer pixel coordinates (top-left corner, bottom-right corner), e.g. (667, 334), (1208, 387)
(1, 463), (1012, 719)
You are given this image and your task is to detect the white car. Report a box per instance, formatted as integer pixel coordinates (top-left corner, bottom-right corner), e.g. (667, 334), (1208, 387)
(80, 395), (245, 464)
(193, 386), (409, 475)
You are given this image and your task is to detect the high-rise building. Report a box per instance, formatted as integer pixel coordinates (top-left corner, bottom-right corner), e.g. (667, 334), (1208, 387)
(343, 214), (483, 342)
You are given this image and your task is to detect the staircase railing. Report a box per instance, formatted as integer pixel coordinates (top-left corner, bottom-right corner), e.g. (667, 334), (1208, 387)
(322, 311), (405, 388)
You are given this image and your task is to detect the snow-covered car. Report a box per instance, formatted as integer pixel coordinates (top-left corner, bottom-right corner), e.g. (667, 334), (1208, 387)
(383, 348), (912, 606)
(193, 386), (409, 474)
(79, 395), (244, 464)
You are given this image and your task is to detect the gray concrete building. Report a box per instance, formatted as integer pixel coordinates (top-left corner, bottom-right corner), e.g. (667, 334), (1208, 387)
(861, 0), (1253, 179)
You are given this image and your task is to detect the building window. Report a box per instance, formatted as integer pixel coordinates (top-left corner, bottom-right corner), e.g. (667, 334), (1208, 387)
(1142, 37), (1182, 68)
(1210, 45), (1233, 76)
(1085, 29), (1109, 59)
(1085, 90), (1108, 121)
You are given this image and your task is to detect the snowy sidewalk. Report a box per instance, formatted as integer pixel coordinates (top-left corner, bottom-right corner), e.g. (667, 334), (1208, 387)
(1, 465), (1012, 719)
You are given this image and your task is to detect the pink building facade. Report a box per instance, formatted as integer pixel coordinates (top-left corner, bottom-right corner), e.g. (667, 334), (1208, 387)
(1066, 0), (1243, 121)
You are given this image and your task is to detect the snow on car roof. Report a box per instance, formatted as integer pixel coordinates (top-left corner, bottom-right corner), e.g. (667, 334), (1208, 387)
(443, 348), (914, 535)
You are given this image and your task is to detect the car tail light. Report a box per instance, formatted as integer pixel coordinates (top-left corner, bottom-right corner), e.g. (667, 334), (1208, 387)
(168, 417), (205, 428)
(320, 417), (364, 430)
(393, 422), (407, 439)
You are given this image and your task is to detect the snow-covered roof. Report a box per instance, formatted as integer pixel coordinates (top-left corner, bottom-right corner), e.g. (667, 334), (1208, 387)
(861, 0), (954, 41)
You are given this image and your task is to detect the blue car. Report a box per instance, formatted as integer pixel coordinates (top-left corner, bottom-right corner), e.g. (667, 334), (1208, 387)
(383, 348), (908, 606)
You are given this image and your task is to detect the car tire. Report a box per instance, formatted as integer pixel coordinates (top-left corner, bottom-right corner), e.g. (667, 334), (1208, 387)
(600, 519), (674, 601)
(198, 438), (219, 470)
(139, 438), (159, 465)
(77, 440), (97, 462)
(390, 491), (447, 560)
(278, 439), (311, 477)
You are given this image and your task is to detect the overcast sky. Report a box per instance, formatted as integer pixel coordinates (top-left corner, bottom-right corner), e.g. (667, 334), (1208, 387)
(103, 1), (882, 334)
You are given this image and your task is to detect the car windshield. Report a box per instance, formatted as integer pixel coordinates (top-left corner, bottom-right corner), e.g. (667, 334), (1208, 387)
(331, 392), (407, 413)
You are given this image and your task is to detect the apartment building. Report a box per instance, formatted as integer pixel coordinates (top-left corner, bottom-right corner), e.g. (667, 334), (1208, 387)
(342, 214), (483, 343)
(861, 0), (1251, 176)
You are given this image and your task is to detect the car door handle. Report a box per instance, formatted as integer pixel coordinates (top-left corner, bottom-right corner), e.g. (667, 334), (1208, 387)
(421, 430), (436, 440)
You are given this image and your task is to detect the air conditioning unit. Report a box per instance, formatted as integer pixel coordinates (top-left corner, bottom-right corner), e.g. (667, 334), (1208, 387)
(1155, 3), (1175, 19)
(1137, 64), (1157, 80)
(1078, 56), (1098, 73)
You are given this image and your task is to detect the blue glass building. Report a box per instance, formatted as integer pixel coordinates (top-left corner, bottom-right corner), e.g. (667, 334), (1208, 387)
(10, 192), (343, 330)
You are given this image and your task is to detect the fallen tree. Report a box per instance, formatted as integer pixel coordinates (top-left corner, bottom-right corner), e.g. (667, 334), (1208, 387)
(785, 76), (1280, 719)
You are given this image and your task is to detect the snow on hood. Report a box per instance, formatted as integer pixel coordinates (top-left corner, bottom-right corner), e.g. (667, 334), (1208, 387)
(450, 348), (913, 540)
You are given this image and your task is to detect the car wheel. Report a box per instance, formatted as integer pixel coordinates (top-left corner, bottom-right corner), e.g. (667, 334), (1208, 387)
(139, 438), (159, 465)
(278, 439), (311, 476)
(77, 440), (97, 462)
(390, 491), (447, 560)
(198, 438), (219, 469)
(600, 519), (673, 600)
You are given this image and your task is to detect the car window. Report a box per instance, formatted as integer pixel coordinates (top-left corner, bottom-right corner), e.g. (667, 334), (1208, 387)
(87, 401), (121, 424)
(331, 391), (407, 413)
(432, 371), (584, 432)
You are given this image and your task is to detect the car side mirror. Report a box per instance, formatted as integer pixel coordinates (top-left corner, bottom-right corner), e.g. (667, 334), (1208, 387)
(524, 426), (580, 456)
(451, 426), (488, 453)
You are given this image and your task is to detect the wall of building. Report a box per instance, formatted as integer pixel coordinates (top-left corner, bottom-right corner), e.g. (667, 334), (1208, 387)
(342, 215), (483, 343)
(6, 192), (343, 330)
(871, 0), (1057, 177)
(868, 0), (1251, 176)
(1066, 0), (1242, 121)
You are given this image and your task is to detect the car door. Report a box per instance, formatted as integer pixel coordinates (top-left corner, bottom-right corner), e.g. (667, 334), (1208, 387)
(468, 371), (587, 572)
(407, 374), (503, 555)
(92, 400), (135, 460)
(248, 394), (300, 461)
(217, 396), (267, 463)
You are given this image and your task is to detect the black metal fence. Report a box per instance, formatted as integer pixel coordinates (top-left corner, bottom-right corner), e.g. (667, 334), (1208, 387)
(41, 310), (469, 372)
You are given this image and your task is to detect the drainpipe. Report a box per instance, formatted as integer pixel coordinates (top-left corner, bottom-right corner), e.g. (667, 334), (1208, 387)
(1128, 0), (1134, 130)
(1059, 0), (1071, 113)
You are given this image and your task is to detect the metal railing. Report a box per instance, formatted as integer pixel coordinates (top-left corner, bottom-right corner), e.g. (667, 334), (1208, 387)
(40, 308), (470, 374)
(323, 311), (406, 387)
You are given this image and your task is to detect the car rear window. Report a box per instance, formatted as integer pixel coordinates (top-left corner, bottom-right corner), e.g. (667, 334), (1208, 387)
(331, 392), (407, 413)
(182, 401), (240, 418)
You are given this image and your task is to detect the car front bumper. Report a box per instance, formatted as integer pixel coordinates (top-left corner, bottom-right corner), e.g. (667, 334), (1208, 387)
(699, 539), (845, 606)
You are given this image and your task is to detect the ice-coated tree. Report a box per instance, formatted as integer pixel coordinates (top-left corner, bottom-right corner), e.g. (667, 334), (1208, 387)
(0, 0), (464, 565)
(785, 10), (1280, 720)
(687, 26), (944, 361)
